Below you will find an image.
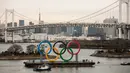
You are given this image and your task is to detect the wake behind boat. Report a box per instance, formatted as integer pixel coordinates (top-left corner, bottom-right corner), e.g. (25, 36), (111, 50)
(33, 64), (51, 71)
(120, 62), (130, 65)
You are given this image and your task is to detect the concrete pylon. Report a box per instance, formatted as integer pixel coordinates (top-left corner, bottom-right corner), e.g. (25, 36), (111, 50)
(123, 26), (128, 39)
(126, 0), (130, 39)
(119, 0), (130, 39)
(5, 9), (7, 43)
(118, 0), (123, 38)
(4, 9), (15, 43)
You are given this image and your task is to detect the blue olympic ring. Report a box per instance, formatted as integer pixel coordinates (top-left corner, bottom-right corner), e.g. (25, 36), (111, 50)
(37, 40), (52, 55)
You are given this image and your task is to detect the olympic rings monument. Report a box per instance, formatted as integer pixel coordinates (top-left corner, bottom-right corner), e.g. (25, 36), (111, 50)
(24, 40), (95, 67)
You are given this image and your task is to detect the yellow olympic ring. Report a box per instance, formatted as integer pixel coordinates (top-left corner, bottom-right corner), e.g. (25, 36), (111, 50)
(45, 47), (59, 62)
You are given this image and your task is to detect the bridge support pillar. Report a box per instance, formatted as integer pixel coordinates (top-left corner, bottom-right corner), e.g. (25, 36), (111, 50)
(126, 0), (130, 24)
(119, 0), (130, 39)
(82, 27), (87, 36)
(5, 9), (7, 43)
(124, 28), (128, 39)
(126, 0), (130, 39)
(75, 54), (78, 63)
(119, 28), (122, 38)
(12, 31), (14, 43)
(12, 9), (14, 43)
(128, 30), (130, 39)
(4, 9), (15, 43)
(82, 26), (84, 36)
(119, 0), (122, 38)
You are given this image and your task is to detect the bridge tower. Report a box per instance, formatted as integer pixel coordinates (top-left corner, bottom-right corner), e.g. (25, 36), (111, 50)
(119, 0), (130, 39)
(39, 9), (41, 24)
(5, 9), (14, 42)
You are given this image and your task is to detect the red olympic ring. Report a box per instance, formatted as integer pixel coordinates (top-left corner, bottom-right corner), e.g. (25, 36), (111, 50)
(67, 40), (80, 55)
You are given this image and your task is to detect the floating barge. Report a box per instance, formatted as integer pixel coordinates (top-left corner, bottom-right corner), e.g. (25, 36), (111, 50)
(24, 61), (95, 68)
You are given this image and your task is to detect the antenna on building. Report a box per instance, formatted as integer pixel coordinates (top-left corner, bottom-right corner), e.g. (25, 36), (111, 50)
(39, 8), (41, 24)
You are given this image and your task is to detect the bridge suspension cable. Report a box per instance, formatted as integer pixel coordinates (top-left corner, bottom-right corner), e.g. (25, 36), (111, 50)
(67, 0), (119, 22)
(1, 12), (12, 24)
(14, 10), (39, 23)
(14, 13), (38, 23)
(78, 5), (119, 22)
(0, 11), (5, 20)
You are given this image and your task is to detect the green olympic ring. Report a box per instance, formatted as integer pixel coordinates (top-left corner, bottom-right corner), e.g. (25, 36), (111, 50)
(60, 48), (73, 62)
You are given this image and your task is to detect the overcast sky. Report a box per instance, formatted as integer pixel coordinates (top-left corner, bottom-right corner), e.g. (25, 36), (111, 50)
(0, 0), (127, 24)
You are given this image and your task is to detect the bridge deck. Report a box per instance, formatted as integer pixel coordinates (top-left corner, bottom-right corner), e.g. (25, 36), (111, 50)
(1, 23), (130, 31)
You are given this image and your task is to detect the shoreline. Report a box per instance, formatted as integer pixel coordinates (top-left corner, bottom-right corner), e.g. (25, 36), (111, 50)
(90, 53), (130, 58)
(0, 55), (56, 60)
(1, 39), (130, 49)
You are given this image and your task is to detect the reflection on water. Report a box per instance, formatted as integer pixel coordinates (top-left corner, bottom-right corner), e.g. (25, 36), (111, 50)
(0, 43), (130, 73)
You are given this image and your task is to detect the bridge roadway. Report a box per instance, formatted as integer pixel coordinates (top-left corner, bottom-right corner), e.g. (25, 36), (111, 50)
(3, 23), (130, 31)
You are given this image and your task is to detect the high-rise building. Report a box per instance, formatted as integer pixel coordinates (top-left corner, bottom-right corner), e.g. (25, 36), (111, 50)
(38, 9), (44, 25)
(103, 17), (118, 23)
(48, 27), (57, 34)
(40, 21), (44, 24)
(0, 24), (5, 38)
(29, 29), (35, 33)
(103, 17), (118, 38)
(19, 20), (24, 26)
(61, 26), (67, 33)
(7, 22), (17, 27)
(14, 22), (17, 27)
(55, 27), (61, 34)
(7, 22), (12, 27)
(35, 28), (42, 33)
(67, 26), (73, 36)
(29, 21), (34, 26)
(73, 26), (82, 36)
(87, 27), (105, 39)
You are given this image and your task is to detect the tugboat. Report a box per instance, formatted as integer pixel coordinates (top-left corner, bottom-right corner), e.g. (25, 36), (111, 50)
(33, 64), (51, 71)
(120, 62), (130, 65)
